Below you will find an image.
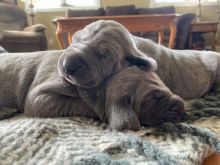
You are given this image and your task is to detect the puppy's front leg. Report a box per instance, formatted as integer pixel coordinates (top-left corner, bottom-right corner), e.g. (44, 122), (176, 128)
(32, 79), (79, 97)
(24, 81), (97, 119)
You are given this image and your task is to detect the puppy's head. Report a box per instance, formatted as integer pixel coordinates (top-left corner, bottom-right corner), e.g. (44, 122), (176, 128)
(106, 67), (185, 131)
(58, 20), (156, 88)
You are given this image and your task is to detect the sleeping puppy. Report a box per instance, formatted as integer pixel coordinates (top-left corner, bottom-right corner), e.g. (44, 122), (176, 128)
(0, 19), (157, 121)
(105, 66), (185, 130)
(0, 51), (184, 131)
(0, 50), (96, 119)
(58, 22), (157, 89)
(69, 20), (220, 99)
(0, 36), (156, 120)
(134, 36), (220, 99)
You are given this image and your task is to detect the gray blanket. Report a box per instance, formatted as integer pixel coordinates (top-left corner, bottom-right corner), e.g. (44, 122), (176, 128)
(0, 96), (220, 165)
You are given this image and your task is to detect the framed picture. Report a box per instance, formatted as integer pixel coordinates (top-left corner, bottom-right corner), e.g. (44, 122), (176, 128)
(0, 0), (17, 5)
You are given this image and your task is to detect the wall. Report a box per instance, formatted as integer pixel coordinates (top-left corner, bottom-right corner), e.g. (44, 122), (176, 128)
(35, 12), (65, 50)
(18, 0), (220, 50)
(177, 6), (220, 21)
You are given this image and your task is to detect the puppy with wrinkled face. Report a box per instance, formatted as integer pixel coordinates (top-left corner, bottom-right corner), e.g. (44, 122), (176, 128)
(0, 19), (157, 120)
(0, 51), (184, 131)
(105, 66), (186, 131)
(58, 21), (157, 89)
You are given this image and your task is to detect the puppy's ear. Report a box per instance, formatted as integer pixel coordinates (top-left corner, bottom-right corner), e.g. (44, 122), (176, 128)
(107, 96), (141, 131)
(126, 49), (157, 71)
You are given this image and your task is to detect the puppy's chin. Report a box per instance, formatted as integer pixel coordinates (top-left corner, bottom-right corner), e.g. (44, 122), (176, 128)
(63, 70), (105, 89)
(139, 91), (186, 126)
(65, 76), (97, 88)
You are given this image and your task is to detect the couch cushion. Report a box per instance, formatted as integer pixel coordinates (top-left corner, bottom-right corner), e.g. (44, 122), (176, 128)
(136, 6), (176, 43)
(0, 30), (39, 43)
(0, 22), (23, 31)
(66, 8), (105, 17)
(0, 3), (27, 30)
(136, 6), (175, 15)
(105, 5), (136, 16)
(175, 13), (196, 49)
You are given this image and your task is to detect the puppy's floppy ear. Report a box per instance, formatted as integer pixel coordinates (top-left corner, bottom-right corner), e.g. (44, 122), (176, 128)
(107, 96), (141, 131)
(127, 49), (157, 71)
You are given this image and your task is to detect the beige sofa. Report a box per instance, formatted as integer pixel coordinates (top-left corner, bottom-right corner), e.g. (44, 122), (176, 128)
(0, 3), (47, 52)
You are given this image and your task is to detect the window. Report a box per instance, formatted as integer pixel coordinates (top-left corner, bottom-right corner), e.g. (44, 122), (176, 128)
(155, 0), (184, 2)
(151, 0), (220, 7)
(25, 0), (100, 11)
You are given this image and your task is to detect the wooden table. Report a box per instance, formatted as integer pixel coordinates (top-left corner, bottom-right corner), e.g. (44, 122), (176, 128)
(190, 21), (219, 51)
(53, 14), (178, 49)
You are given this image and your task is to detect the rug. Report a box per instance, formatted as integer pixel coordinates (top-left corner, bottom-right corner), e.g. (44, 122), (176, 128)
(0, 95), (220, 165)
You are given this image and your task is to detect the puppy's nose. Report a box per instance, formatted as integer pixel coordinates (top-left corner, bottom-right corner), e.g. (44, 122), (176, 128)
(63, 55), (86, 75)
(166, 95), (186, 122)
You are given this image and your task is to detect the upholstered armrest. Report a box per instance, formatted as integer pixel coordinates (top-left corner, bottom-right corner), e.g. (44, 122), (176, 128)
(0, 30), (39, 43)
(175, 13), (196, 29)
(23, 24), (46, 32)
(175, 13), (196, 49)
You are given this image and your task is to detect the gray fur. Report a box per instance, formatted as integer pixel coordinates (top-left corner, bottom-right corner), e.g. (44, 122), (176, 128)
(69, 66), (186, 131)
(71, 20), (220, 99)
(1, 20), (211, 131)
(134, 36), (220, 99)
(58, 21), (157, 89)
(0, 49), (184, 131)
(0, 50), (97, 119)
(0, 50), (166, 130)
(0, 47), (157, 130)
(106, 66), (185, 130)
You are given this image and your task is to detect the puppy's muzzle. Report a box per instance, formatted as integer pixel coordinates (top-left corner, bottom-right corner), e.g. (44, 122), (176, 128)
(139, 90), (186, 126)
(63, 55), (87, 77)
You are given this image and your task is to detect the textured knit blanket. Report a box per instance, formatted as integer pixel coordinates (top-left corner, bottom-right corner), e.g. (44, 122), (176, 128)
(1, 95), (220, 165)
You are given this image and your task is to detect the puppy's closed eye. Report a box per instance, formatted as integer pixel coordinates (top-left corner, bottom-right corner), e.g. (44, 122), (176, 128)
(96, 47), (112, 59)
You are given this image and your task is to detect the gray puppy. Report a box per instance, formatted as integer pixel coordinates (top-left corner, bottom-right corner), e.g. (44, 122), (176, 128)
(134, 37), (220, 99)
(58, 23), (157, 89)
(105, 66), (185, 130)
(67, 20), (220, 99)
(0, 50), (96, 119)
(0, 19), (158, 127)
(0, 32), (156, 122)
(0, 50), (184, 131)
